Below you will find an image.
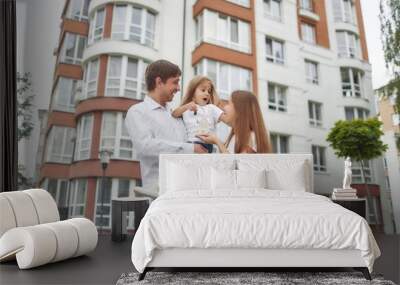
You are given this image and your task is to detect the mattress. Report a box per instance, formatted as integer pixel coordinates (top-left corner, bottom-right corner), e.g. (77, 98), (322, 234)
(131, 189), (380, 273)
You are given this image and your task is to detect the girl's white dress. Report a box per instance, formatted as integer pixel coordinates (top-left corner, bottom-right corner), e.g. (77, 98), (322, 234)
(182, 104), (223, 142)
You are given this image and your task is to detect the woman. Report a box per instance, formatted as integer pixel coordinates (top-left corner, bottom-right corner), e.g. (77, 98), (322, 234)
(197, 90), (272, 153)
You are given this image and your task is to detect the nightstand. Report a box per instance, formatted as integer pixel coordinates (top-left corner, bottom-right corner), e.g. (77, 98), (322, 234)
(111, 197), (151, 242)
(331, 198), (366, 218)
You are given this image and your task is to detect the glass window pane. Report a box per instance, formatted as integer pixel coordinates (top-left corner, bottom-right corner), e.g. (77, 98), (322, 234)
(96, 9), (105, 28)
(280, 136), (288, 153)
(102, 112), (117, 137)
(127, 58), (138, 78)
(132, 7), (142, 25)
(109, 56), (122, 77)
(118, 179), (130, 197)
(207, 60), (217, 84)
(230, 19), (238, 43)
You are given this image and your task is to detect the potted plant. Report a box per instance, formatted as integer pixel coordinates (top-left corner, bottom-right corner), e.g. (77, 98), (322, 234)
(326, 118), (388, 222)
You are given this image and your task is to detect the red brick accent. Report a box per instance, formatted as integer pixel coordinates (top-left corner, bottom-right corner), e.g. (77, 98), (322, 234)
(354, 0), (369, 62)
(90, 112), (102, 159)
(55, 63), (83, 80)
(75, 97), (140, 118)
(103, 4), (114, 38)
(47, 111), (76, 130)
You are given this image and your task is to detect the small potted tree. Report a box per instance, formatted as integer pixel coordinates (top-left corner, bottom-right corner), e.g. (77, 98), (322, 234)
(326, 118), (388, 222)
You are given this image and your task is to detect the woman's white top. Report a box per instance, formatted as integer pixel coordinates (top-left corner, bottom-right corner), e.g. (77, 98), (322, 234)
(182, 104), (223, 142)
(226, 131), (257, 153)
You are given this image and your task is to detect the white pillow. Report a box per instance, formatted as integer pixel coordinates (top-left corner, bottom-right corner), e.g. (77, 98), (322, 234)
(211, 168), (236, 190)
(167, 162), (211, 192)
(238, 159), (307, 191)
(236, 169), (268, 189)
(266, 163), (306, 191)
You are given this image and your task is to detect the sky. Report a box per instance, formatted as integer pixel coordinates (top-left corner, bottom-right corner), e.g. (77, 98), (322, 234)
(361, 0), (394, 89)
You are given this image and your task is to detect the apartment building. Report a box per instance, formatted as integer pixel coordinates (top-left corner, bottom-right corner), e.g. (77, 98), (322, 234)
(377, 86), (399, 232)
(39, 0), (392, 231)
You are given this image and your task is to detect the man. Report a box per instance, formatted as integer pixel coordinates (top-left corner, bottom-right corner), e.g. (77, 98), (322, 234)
(125, 60), (207, 191)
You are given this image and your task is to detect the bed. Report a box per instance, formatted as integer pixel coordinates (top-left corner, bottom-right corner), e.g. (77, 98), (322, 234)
(131, 154), (381, 281)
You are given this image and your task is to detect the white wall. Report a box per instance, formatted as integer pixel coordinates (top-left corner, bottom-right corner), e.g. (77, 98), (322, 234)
(254, 0), (390, 223)
(383, 130), (400, 232)
(16, 0), (64, 184)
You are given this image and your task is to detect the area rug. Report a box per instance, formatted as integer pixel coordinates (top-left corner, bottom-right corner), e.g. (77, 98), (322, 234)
(116, 271), (396, 285)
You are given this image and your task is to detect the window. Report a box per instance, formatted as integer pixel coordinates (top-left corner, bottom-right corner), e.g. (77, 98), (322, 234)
(111, 5), (156, 47)
(305, 60), (319, 84)
(59, 33), (86, 65)
(226, 0), (250, 7)
(268, 83), (287, 112)
(263, 0), (281, 20)
(69, 179), (87, 218)
(312, 145), (326, 172)
(194, 59), (252, 100)
(270, 133), (289, 153)
(266, 37), (284, 64)
(301, 22), (316, 44)
(43, 178), (69, 220)
(88, 8), (105, 44)
(195, 13), (203, 44)
(95, 178), (136, 228)
(75, 114), (93, 160)
(46, 126), (75, 163)
(66, 0), (89, 21)
(198, 10), (251, 53)
(336, 31), (360, 58)
(352, 160), (372, 183)
(300, 0), (313, 11)
(106, 56), (149, 100)
(344, 107), (369, 120)
(100, 112), (136, 160)
(332, 0), (356, 24)
(83, 58), (99, 99)
(392, 114), (400, 126)
(308, 101), (322, 126)
(52, 77), (79, 112)
(341, 68), (363, 97)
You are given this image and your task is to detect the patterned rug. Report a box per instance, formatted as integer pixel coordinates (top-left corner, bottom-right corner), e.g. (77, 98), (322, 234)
(116, 271), (396, 285)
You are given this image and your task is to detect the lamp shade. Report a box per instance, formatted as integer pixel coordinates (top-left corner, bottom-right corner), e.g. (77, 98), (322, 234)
(99, 149), (112, 165)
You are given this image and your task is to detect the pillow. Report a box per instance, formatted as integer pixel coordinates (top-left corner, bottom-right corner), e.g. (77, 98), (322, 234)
(238, 159), (307, 191)
(266, 163), (306, 191)
(166, 162), (211, 192)
(211, 168), (236, 190)
(236, 169), (268, 189)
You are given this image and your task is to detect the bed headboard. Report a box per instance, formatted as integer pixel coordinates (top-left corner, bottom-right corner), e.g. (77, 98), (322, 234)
(159, 154), (314, 195)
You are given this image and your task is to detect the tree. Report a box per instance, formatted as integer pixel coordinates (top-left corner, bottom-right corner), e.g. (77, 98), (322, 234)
(379, 1), (400, 110)
(17, 72), (35, 189)
(326, 118), (388, 221)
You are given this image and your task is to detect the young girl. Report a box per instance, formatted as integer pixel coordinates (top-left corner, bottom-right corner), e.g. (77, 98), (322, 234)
(197, 90), (272, 153)
(172, 76), (227, 153)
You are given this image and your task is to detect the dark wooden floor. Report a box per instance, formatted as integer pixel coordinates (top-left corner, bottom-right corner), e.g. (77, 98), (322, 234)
(0, 232), (399, 285)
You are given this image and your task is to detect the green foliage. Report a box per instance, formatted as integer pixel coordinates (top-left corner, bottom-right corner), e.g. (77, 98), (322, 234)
(326, 118), (388, 162)
(379, 0), (400, 112)
(17, 72), (35, 189)
(17, 72), (35, 141)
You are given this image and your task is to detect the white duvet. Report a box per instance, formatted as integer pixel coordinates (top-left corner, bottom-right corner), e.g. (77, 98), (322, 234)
(131, 189), (380, 273)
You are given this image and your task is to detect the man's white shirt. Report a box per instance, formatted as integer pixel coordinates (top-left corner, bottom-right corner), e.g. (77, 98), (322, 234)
(124, 96), (194, 188)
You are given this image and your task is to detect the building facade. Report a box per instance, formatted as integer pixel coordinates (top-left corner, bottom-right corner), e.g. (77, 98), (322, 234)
(377, 87), (399, 233)
(39, 0), (392, 231)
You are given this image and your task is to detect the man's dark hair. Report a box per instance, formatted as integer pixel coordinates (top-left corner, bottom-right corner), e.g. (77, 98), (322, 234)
(145, 60), (181, 91)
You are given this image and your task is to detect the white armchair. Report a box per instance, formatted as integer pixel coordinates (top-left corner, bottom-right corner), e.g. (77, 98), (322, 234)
(0, 189), (98, 269)
(132, 186), (158, 199)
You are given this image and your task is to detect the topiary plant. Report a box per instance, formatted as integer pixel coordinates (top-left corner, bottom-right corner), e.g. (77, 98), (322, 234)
(327, 118), (388, 221)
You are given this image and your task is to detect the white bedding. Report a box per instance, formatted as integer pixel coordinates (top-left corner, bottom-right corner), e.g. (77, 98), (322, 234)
(131, 189), (380, 273)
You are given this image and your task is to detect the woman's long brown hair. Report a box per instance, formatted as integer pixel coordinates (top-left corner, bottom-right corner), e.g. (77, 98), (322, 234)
(225, 90), (272, 153)
(180, 75), (219, 106)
